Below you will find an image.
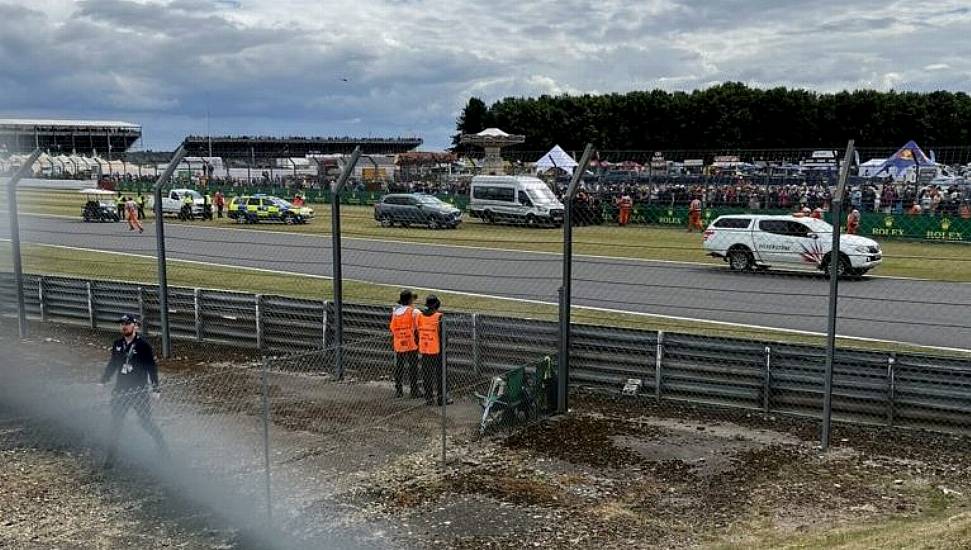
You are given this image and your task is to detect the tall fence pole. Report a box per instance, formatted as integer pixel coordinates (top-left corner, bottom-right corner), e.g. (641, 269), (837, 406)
(153, 145), (187, 359)
(331, 147), (362, 380)
(440, 317), (448, 469)
(5, 149), (42, 338)
(821, 139), (854, 451)
(557, 144), (595, 414)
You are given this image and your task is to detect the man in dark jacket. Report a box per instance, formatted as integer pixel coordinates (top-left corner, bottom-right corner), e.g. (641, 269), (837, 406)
(100, 314), (167, 468)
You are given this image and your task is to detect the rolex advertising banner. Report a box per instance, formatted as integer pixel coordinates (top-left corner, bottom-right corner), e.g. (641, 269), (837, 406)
(633, 205), (971, 242)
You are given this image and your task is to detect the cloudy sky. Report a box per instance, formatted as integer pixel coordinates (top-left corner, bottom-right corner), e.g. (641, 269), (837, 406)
(1, 0), (969, 150)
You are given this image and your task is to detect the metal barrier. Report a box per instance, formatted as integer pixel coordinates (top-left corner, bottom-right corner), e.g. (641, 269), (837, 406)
(1, 272), (969, 435)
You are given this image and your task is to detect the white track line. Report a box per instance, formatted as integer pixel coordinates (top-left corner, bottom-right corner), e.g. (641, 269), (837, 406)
(15, 212), (967, 283)
(5, 240), (968, 355)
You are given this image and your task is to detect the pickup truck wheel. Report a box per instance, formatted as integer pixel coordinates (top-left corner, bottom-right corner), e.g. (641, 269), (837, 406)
(728, 248), (754, 271)
(822, 253), (851, 278)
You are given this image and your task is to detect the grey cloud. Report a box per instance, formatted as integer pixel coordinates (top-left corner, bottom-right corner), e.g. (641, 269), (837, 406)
(1, 0), (969, 149)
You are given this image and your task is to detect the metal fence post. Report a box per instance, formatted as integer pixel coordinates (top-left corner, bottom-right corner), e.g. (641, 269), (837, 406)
(153, 145), (188, 359)
(260, 358), (273, 528)
(655, 330), (664, 400)
(86, 281), (96, 329)
(138, 287), (147, 336)
(194, 288), (203, 342)
(471, 313), (480, 375)
(821, 139), (854, 451)
(322, 299), (330, 349)
(5, 149), (42, 338)
(331, 147), (362, 380)
(38, 276), (46, 322)
(558, 144), (595, 414)
(441, 317), (448, 469)
(255, 294), (264, 353)
(763, 346), (772, 413)
(887, 353), (896, 427)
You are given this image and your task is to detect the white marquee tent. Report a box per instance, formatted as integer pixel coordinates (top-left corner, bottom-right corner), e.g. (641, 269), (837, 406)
(535, 145), (578, 174)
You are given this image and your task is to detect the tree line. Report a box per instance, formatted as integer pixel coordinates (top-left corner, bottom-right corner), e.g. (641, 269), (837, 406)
(453, 83), (971, 152)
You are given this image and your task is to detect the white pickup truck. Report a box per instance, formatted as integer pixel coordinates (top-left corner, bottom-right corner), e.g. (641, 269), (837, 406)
(148, 189), (207, 218)
(703, 215), (883, 277)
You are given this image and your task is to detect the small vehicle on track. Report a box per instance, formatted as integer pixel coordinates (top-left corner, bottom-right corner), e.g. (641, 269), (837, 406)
(703, 214), (882, 277)
(79, 189), (120, 223)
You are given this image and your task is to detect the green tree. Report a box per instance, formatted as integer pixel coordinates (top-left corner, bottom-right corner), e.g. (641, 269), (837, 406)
(456, 84), (971, 153)
(451, 97), (491, 150)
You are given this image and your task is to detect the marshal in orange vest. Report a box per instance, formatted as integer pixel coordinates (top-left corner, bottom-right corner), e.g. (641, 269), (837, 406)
(389, 306), (418, 353)
(417, 311), (443, 355)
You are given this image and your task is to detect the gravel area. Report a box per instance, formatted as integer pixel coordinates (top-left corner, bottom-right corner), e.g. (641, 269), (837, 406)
(3, 320), (970, 549)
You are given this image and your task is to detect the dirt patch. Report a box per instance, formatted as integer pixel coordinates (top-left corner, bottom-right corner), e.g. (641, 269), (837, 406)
(361, 404), (971, 550)
(503, 414), (666, 469)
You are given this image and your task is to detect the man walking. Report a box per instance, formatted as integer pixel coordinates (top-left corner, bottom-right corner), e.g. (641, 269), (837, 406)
(687, 195), (703, 232)
(389, 289), (421, 398)
(417, 295), (448, 406)
(214, 190), (225, 219)
(136, 193), (147, 220)
(847, 208), (861, 235)
(100, 314), (167, 468)
(180, 193), (194, 221)
(124, 196), (143, 233)
(617, 193), (633, 226)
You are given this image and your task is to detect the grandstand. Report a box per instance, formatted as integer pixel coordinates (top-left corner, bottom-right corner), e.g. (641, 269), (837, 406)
(0, 118), (141, 155)
(182, 135), (423, 158)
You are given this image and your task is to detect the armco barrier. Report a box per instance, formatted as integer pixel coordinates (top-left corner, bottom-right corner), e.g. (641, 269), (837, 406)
(1, 272), (969, 436)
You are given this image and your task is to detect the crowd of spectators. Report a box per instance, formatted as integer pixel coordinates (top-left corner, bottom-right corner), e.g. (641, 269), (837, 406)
(564, 178), (971, 217)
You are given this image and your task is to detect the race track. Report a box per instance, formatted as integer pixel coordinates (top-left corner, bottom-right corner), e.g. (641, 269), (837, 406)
(4, 214), (970, 350)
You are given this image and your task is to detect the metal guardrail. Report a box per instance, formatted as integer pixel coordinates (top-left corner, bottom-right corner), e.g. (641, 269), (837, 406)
(1, 273), (969, 436)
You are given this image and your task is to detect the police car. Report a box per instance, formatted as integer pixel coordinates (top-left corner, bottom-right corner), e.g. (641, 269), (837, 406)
(703, 214), (882, 277)
(228, 195), (315, 224)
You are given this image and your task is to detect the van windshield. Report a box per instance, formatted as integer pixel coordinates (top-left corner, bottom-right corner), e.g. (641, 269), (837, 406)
(526, 186), (557, 204)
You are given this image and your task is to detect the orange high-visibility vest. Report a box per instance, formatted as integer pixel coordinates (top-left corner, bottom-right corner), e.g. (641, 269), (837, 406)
(389, 306), (418, 353)
(417, 311), (442, 355)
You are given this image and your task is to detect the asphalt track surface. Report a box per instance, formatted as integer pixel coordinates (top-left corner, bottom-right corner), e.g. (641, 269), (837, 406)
(4, 213), (970, 350)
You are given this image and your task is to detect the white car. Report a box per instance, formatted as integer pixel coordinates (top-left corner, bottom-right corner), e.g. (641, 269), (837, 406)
(148, 188), (206, 218)
(703, 214), (883, 277)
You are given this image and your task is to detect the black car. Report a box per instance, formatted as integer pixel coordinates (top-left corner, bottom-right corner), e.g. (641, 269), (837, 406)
(374, 193), (463, 229)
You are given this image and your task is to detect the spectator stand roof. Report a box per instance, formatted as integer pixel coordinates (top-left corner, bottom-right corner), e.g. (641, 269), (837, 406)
(182, 135), (423, 159)
(0, 118), (140, 130)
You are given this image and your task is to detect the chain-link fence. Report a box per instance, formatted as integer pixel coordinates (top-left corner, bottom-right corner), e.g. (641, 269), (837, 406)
(3, 138), (971, 546)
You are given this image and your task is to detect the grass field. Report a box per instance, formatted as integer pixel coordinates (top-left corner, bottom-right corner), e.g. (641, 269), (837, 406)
(2, 241), (967, 357)
(16, 189), (971, 282)
(715, 509), (971, 550)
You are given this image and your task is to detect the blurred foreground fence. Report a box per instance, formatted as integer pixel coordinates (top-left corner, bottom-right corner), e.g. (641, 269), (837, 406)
(2, 272), (970, 437)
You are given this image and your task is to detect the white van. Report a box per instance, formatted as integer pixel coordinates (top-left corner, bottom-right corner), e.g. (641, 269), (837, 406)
(468, 176), (565, 227)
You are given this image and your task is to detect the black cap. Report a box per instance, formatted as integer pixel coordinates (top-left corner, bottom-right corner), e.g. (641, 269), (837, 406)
(119, 314), (140, 325)
(398, 289), (417, 305)
(425, 295), (441, 310)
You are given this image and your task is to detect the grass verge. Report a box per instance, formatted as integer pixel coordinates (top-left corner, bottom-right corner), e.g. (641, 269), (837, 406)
(1, 241), (967, 357)
(712, 508), (971, 550)
(17, 189), (971, 282)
